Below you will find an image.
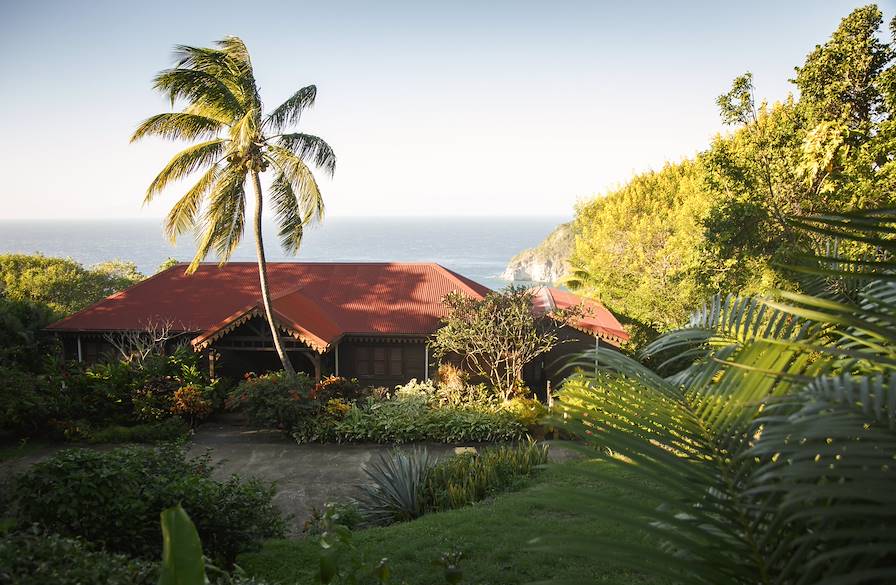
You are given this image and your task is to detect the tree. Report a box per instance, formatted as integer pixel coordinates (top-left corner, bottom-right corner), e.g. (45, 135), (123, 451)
(0, 254), (143, 316)
(132, 37), (336, 375)
(701, 6), (896, 293)
(565, 160), (712, 336)
(430, 287), (581, 400)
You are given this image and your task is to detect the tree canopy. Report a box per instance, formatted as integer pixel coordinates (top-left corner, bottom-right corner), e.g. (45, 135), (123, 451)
(0, 254), (143, 317)
(567, 4), (896, 342)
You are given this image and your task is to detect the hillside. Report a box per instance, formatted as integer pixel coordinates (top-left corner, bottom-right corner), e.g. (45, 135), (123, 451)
(500, 222), (574, 283)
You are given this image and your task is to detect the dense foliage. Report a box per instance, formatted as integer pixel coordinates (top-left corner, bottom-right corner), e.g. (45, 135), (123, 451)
(566, 160), (709, 336)
(567, 5), (896, 340)
(297, 380), (531, 444)
(0, 346), (213, 439)
(10, 444), (284, 565)
(0, 528), (157, 585)
(356, 442), (549, 526)
(228, 373), (536, 444)
(226, 371), (320, 429)
(551, 206), (896, 583)
(0, 254), (142, 317)
(431, 287), (581, 398)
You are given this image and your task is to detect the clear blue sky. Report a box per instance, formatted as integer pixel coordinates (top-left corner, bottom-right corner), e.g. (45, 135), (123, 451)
(0, 0), (890, 219)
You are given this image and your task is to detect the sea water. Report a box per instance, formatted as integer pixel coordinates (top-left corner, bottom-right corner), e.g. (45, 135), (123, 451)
(0, 216), (568, 290)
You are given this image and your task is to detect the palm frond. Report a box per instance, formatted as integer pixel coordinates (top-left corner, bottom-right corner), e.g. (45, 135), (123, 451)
(144, 140), (225, 204)
(163, 165), (220, 243)
(267, 144), (325, 228)
(153, 68), (242, 119)
(264, 85), (317, 132)
(187, 167), (246, 273)
(546, 208), (896, 582)
(275, 132), (335, 175)
(131, 112), (224, 143)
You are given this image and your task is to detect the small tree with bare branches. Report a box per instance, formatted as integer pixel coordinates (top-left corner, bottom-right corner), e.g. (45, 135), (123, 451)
(105, 319), (186, 366)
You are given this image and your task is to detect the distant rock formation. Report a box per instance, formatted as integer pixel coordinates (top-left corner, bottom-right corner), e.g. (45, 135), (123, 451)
(501, 221), (574, 283)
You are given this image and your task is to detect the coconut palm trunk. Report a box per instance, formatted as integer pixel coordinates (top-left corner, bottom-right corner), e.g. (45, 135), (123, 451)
(251, 171), (295, 375)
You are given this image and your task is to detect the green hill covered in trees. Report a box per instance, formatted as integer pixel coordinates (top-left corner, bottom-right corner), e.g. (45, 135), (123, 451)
(509, 4), (896, 344)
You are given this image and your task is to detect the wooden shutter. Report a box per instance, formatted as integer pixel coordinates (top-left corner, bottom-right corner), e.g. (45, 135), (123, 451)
(373, 347), (386, 375)
(356, 346), (370, 376)
(389, 347), (403, 376)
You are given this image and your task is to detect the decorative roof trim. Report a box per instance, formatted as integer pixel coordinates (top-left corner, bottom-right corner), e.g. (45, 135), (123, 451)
(190, 305), (331, 354)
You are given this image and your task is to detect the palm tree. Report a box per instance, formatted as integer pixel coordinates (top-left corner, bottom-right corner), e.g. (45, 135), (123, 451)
(547, 208), (896, 584)
(132, 37), (335, 375)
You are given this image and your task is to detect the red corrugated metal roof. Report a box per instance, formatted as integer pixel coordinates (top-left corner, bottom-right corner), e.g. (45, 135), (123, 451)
(47, 263), (493, 350)
(531, 286), (629, 343)
(47, 263), (628, 350)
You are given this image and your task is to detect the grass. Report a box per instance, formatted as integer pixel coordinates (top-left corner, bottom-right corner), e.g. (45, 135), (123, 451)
(239, 458), (666, 585)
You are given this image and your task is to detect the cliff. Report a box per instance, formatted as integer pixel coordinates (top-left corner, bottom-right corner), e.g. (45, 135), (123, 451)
(500, 221), (574, 283)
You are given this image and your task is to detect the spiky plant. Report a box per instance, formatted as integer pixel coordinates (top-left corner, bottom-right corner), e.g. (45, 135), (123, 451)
(356, 448), (434, 526)
(132, 37), (335, 374)
(548, 208), (896, 584)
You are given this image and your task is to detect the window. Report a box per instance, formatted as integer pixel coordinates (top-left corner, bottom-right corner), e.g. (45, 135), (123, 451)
(354, 345), (403, 378)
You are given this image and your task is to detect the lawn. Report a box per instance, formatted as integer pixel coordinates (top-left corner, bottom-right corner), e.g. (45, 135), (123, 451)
(239, 458), (667, 585)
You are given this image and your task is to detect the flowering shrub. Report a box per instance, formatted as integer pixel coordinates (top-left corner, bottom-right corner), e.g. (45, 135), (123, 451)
(293, 379), (528, 444)
(313, 375), (365, 401)
(170, 384), (213, 424)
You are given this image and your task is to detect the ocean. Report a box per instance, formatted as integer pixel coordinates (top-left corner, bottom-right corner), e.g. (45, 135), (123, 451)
(0, 217), (567, 290)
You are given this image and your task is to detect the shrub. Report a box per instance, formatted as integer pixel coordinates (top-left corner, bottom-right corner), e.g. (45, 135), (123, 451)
(291, 379), (528, 445)
(226, 371), (316, 429)
(171, 384), (213, 424)
(356, 448), (434, 525)
(327, 399), (526, 444)
(11, 443), (284, 564)
(0, 366), (56, 433)
(303, 501), (364, 535)
(313, 375), (365, 401)
(0, 528), (157, 585)
(421, 441), (549, 512)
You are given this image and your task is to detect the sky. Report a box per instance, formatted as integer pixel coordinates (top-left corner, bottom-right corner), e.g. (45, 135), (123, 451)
(0, 0), (891, 219)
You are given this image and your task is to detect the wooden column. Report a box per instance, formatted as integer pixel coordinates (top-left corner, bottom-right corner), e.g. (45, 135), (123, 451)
(312, 353), (321, 382)
(208, 349), (216, 380)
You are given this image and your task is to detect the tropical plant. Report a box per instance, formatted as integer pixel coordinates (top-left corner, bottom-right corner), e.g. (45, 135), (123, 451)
(356, 448), (434, 525)
(132, 37), (336, 374)
(0, 253), (143, 316)
(420, 441), (549, 513)
(548, 206), (896, 584)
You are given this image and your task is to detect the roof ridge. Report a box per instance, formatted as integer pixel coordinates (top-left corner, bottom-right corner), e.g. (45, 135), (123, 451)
(431, 263), (487, 299)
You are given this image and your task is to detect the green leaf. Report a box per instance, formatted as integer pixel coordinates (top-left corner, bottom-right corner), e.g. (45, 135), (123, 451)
(157, 505), (206, 585)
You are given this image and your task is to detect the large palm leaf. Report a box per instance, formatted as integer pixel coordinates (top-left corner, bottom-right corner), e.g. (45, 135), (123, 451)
(545, 207), (896, 584)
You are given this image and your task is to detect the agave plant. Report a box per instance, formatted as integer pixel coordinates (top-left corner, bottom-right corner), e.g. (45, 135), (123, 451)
(548, 208), (896, 584)
(356, 448), (434, 526)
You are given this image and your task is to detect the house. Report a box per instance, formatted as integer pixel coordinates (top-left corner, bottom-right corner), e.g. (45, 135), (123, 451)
(46, 262), (628, 389)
